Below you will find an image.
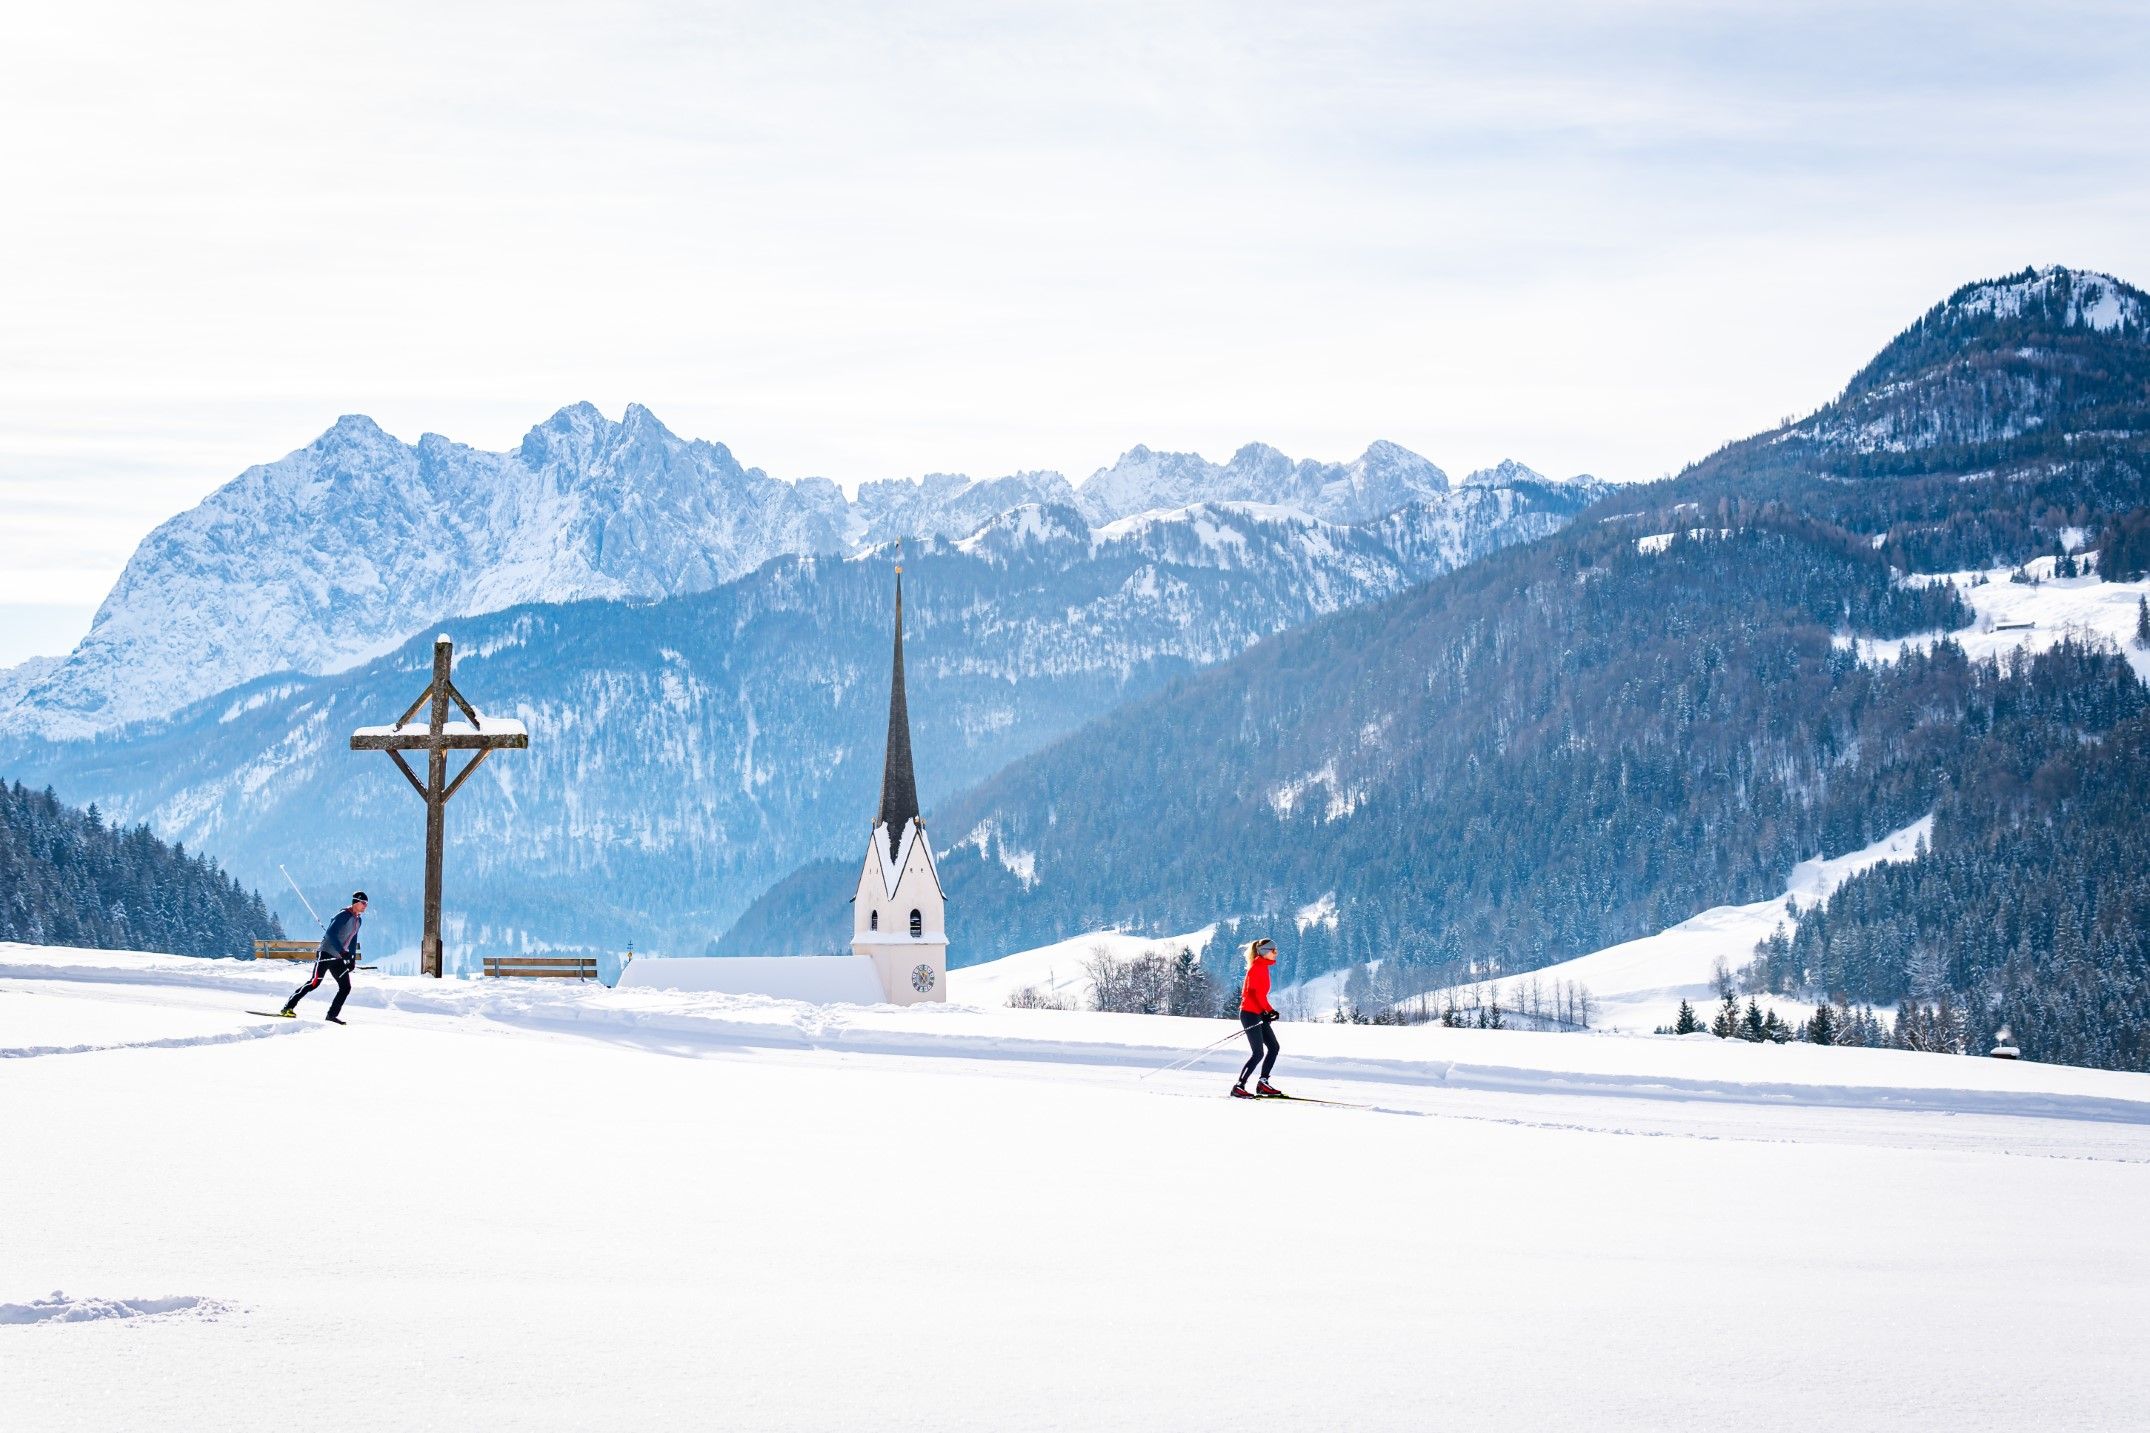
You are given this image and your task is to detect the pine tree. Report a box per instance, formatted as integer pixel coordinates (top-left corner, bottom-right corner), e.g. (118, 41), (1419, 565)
(1807, 1001), (1836, 1046)
(1742, 998), (1766, 1042)
(1711, 993), (1740, 1039)
(2136, 594), (2148, 651)
(1673, 998), (1701, 1035)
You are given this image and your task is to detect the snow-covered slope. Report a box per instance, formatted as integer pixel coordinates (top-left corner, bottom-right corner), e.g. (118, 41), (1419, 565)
(946, 926), (1215, 1008)
(1416, 817), (1935, 1033)
(5, 943), (2149, 1431)
(0, 655), (61, 714)
(1, 407), (1551, 741)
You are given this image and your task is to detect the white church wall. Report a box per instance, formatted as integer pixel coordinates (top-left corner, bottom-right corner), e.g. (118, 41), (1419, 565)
(854, 939), (948, 1005)
(616, 956), (886, 1004)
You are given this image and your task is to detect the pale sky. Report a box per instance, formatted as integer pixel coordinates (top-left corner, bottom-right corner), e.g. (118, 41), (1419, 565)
(3, 0), (2147, 663)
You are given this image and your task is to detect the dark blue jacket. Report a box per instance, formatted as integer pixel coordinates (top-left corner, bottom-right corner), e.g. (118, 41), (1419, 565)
(318, 908), (363, 960)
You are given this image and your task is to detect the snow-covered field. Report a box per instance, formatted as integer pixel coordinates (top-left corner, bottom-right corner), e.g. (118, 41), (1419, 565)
(7, 943), (2150, 1431)
(1847, 563), (2150, 683)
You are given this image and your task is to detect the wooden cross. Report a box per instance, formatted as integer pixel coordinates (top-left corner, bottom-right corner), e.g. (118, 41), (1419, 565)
(350, 634), (528, 978)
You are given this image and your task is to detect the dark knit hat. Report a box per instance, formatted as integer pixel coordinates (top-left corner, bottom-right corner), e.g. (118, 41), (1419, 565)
(351, 891), (369, 903)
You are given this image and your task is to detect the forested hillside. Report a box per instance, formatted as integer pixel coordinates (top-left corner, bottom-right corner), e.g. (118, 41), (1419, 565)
(911, 519), (2004, 960)
(731, 517), (1968, 959)
(1597, 267), (2150, 571)
(1749, 685), (2150, 1070)
(0, 780), (281, 956)
(725, 267), (2150, 1070)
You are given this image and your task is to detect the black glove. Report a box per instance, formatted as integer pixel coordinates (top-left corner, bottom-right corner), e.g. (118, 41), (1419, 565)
(1263, 1010), (1279, 1023)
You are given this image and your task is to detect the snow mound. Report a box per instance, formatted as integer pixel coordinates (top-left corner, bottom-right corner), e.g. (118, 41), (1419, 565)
(1, 1292), (229, 1325)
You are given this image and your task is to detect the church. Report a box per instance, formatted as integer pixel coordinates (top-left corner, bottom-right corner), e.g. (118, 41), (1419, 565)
(846, 561), (949, 1003)
(617, 562), (947, 1004)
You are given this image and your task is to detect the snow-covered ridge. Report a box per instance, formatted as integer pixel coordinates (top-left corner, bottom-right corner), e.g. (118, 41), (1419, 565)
(1459, 457), (1596, 488)
(1075, 438), (1450, 528)
(1947, 266), (2144, 334)
(0, 402), (1578, 742)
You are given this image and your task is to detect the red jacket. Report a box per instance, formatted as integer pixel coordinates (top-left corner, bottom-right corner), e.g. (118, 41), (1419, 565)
(1240, 959), (1275, 1015)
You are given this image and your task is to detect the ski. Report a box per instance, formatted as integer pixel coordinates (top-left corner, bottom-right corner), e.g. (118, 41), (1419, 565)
(246, 1010), (296, 1019)
(1257, 1093), (1371, 1109)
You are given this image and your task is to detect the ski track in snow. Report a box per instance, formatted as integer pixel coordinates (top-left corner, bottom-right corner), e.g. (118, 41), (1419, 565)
(3, 1021), (315, 1060)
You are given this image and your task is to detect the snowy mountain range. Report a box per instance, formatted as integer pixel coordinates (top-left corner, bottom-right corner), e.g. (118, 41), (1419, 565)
(0, 479), (1599, 958)
(0, 403), (1566, 741)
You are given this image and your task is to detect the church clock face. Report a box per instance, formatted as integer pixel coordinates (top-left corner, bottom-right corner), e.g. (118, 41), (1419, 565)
(911, 963), (937, 994)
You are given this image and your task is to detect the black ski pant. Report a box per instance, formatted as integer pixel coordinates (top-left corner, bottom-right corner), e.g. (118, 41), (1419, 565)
(285, 955), (352, 1018)
(1239, 1011), (1279, 1086)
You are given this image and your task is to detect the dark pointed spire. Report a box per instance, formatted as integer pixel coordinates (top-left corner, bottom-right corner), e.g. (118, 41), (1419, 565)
(876, 556), (920, 859)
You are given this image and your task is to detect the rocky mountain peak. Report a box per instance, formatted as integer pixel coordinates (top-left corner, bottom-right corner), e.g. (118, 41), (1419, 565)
(0, 405), (1500, 743)
(1461, 459), (1553, 487)
(1076, 439), (1448, 527)
(321, 413), (394, 448)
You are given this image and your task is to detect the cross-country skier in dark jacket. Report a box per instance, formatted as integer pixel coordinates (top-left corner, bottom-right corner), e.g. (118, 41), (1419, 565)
(279, 892), (367, 1023)
(1232, 937), (1285, 1098)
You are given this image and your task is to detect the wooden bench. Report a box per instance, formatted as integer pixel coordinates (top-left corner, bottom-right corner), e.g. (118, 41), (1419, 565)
(482, 956), (599, 980)
(253, 940), (319, 961)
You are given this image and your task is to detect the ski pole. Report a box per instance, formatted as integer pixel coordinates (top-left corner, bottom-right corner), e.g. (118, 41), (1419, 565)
(1140, 1022), (1252, 1080)
(280, 865), (323, 926)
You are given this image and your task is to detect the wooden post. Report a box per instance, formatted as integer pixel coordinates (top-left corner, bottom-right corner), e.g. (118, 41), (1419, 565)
(422, 638), (451, 977)
(351, 635), (528, 978)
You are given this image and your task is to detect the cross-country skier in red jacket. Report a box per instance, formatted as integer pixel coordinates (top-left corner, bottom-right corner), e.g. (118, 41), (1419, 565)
(1233, 938), (1285, 1098)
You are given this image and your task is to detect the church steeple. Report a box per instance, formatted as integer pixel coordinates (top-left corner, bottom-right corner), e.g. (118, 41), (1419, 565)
(876, 560), (920, 858)
(851, 549), (947, 1004)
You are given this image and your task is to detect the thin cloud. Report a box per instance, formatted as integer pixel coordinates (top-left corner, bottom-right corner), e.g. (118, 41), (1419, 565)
(0, 0), (2144, 622)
